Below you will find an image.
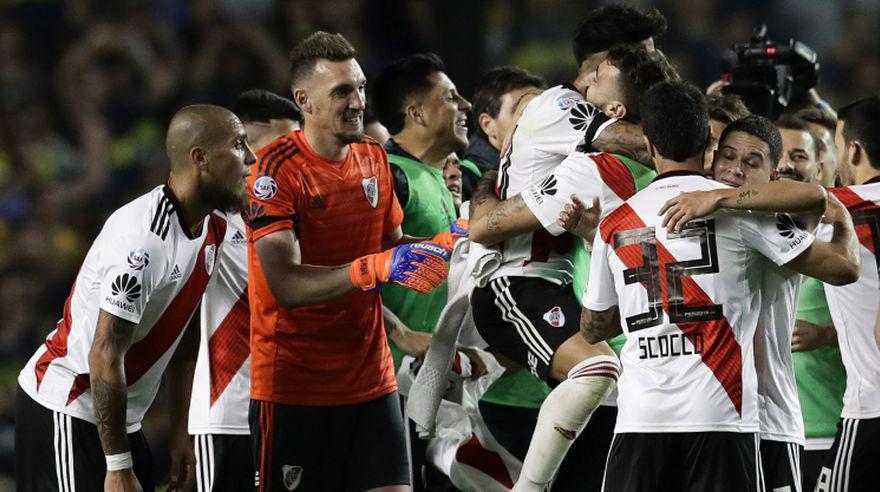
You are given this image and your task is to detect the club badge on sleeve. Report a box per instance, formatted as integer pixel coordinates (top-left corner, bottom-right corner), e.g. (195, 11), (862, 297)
(362, 175), (378, 208)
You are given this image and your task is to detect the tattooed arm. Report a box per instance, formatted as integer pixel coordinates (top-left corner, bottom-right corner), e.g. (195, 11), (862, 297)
(580, 306), (622, 343)
(660, 181), (827, 232)
(88, 309), (142, 491)
(469, 171), (542, 245)
(590, 121), (653, 166)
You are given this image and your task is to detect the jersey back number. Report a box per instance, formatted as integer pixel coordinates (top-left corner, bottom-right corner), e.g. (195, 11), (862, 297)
(614, 219), (723, 331)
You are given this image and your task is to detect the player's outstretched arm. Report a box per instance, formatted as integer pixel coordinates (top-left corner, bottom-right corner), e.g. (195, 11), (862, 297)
(580, 306), (622, 344)
(785, 193), (860, 286)
(256, 230), (450, 309)
(470, 171), (542, 245)
(89, 310), (143, 492)
(660, 181), (828, 232)
(165, 313), (198, 491)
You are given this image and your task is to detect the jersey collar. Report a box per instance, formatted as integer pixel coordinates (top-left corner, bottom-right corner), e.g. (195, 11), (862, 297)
(652, 170), (706, 182)
(864, 175), (880, 185)
(162, 183), (200, 240)
(384, 138), (421, 163)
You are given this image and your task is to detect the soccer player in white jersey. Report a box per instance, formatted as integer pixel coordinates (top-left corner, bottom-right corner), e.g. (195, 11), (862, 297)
(185, 90), (300, 492)
(661, 113), (860, 492)
(469, 44), (676, 491)
(582, 80), (857, 491)
(15, 105), (257, 492)
(814, 95), (880, 492)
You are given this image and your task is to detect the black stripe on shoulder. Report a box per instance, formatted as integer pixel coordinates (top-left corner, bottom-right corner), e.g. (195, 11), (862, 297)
(150, 197), (174, 239)
(258, 141), (296, 177)
(250, 214), (296, 232)
(270, 149), (300, 179)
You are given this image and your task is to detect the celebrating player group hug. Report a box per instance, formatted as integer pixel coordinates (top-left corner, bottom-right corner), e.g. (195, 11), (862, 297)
(13, 4), (880, 492)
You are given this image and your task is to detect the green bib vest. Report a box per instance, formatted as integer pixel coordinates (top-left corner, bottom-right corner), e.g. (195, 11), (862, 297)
(793, 276), (846, 438)
(382, 153), (457, 369)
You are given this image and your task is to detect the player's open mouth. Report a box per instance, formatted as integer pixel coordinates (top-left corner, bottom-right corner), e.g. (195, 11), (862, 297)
(776, 172), (803, 181)
(456, 118), (467, 132)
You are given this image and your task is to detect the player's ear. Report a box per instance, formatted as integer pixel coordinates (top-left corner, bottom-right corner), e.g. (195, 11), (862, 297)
(292, 88), (311, 114)
(190, 146), (208, 171)
(850, 141), (863, 168)
(643, 135), (656, 160)
(405, 102), (425, 126)
(602, 101), (627, 120)
(815, 159), (824, 181)
(479, 113), (496, 141)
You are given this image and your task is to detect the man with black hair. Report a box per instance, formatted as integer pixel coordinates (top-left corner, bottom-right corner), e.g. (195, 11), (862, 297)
(705, 92), (750, 173)
(371, 52), (470, 372)
(461, 66), (546, 198)
(468, 43), (677, 491)
(183, 89), (306, 492)
(673, 112), (857, 492)
(371, 53), (473, 490)
(232, 89), (302, 149)
(813, 95), (880, 492)
(584, 80), (857, 492)
(712, 115), (782, 188)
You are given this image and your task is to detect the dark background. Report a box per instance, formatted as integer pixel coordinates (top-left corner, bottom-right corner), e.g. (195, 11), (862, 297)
(1, 0), (878, 489)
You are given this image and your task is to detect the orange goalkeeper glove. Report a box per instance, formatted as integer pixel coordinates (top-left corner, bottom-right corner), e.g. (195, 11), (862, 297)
(349, 242), (451, 293)
(432, 218), (469, 252)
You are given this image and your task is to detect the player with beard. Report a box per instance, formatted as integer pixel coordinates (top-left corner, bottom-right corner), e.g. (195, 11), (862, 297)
(661, 113), (859, 492)
(244, 32), (454, 492)
(15, 105), (256, 492)
(776, 115), (824, 184)
(584, 80), (857, 492)
(469, 44), (676, 491)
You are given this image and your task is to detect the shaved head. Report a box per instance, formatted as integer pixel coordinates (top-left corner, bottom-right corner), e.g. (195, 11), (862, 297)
(166, 104), (242, 170)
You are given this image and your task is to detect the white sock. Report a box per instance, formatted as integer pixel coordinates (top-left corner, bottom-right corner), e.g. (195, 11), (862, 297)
(513, 355), (620, 490)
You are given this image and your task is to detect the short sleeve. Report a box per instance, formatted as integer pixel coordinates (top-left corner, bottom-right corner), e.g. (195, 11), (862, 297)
(245, 163), (299, 242)
(521, 153), (602, 236)
(737, 211), (815, 266)
(98, 232), (167, 324)
(381, 153), (405, 235)
(529, 92), (615, 157)
(583, 231), (619, 311)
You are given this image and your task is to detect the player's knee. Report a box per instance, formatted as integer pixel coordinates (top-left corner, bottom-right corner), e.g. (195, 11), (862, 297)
(565, 355), (620, 399)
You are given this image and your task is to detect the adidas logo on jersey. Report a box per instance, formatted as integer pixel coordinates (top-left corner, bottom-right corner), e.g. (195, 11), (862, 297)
(110, 273), (141, 303)
(569, 102), (601, 131)
(169, 265), (182, 281)
(230, 230), (246, 245)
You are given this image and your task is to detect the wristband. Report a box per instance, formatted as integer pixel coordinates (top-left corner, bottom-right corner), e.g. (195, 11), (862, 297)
(106, 451), (133, 471)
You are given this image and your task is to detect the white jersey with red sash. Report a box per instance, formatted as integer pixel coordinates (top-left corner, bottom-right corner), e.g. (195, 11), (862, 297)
(19, 185), (227, 432)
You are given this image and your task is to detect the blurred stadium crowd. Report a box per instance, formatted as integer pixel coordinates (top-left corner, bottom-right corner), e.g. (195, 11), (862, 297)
(1, 0), (879, 488)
